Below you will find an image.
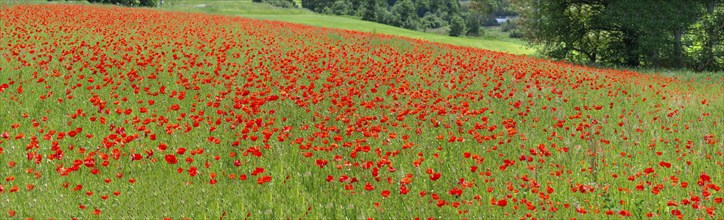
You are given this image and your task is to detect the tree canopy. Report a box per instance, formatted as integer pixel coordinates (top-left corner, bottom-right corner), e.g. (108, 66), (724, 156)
(513, 0), (723, 71)
(303, 0), (487, 37)
(83, 0), (158, 7)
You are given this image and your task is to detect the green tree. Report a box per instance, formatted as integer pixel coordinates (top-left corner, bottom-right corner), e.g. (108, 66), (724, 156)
(329, 0), (352, 15)
(391, 0), (420, 30)
(466, 14), (482, 36)
(87, 0), (146, 6)
(470, 0), (496, 17)
(415, 0), (431, 17)
(362, 0), (386, 21)
(443, 0), (461, 21)
(698, 0), (723, 71)
(513, 0), (722, 70)
(262, 0), (297, 8)
(512, 0), (605, 63)
(302, 0), (336, 13)
(449, 15), (466, 36)
(601, 0), (702, 67)
(421, 12), (447, 30)
(139, 0), (157, 6)
(320, 0), (468, 35)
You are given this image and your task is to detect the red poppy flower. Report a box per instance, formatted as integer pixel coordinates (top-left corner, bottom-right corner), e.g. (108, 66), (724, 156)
(188, 167), (198, 177)
(130, 154), (142, 161)
(257, 175), (271, 185)
(430, 172), (441, 181)
(659, 161), (672, 168)
(497, 199), (507, 207)
(158, 143), (168, 151)
(381, 190), (391, 198)
(164, 155), (178, 164)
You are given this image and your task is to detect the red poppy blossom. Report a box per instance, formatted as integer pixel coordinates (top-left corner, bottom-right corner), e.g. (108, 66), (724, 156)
(164, 155), (178, 164)
(381, 190), (391, 198)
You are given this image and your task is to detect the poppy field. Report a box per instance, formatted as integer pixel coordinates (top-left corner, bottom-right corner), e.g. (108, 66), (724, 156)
(1, 4), (724, 219)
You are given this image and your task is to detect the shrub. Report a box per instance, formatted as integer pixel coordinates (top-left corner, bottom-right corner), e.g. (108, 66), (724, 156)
(263, 0), (296, 8)
(508, 29), (524, 38)
(421, 13), (447, 29)
(302, 0), (335, 12)
(466, 14), (481, 36)
(86, 0), (143, 6)
(449, 15), (465, 36)
(139, 0), (157, 7)
(501, 20), (517, 32)
(481, 16), (499, 26)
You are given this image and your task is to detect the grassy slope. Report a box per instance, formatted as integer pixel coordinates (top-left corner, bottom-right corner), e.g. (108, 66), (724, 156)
(160, 0), (723, 77)
(1, 3), (723, 219)
(160, 0), (535, 55)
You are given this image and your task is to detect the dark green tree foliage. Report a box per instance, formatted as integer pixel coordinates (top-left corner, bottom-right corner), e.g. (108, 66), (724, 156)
(312, 0), (467, 36)
(602, 0), (702, 67)
(87, 0), (141, 6)
(443, 0), (460, 21)
(421, 12), (447, 29)
(696, 0), (724, 71)
(260, 0), (297, 8)
(514, 0), (722, 71)
(391, 0), (420, 29)
(500, 20), (516, 32)
(327, 0), (363, 15)
(501, 20), (523, 38)
(139, 0), (157, 7)
(414, 0), (431, 17)
(358, 0), (460, 33)
(449, 15), (465, 36)
(466, 14), (482, 36)
(361, 0), (384, 21)
(87, 0), (160, 7)
(347, 0), (363, 11)
(329, 0), (352, 15)
(302, 0), (336, 12)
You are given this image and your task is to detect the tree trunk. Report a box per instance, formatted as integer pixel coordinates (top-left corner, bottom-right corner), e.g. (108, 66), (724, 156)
(622, 29), (640, 67)
(652, 49), (660, 68)
(673, 29), (683, 68)
(702, 0), (718, 71)
(589, 53), (597, 64)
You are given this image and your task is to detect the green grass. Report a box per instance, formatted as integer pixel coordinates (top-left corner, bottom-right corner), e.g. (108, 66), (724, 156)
(161, 0), (310, 15)
(160, 0), (535, 55)
(0, 0), (45, 6)
(2, 3), (724, 220)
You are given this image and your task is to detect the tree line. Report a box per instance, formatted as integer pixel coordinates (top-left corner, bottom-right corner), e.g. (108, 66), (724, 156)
(252, 0), (298, 9)
(303, 0), (722, 71)
(512, 0), (723, 71)
(48, 0), (159, 7)
(55, 0), (722, 72)
(302, 0), (491, 37)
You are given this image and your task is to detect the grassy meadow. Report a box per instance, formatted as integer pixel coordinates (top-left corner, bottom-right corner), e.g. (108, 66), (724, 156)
(159, 0), (534, 55)
(0, 2), (723, 220)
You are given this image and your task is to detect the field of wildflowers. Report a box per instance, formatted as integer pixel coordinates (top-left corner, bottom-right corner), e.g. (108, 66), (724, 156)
(1, 4), (723, 219)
